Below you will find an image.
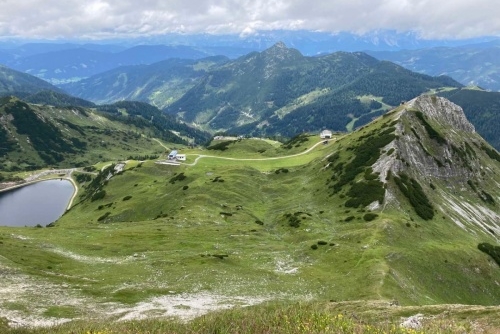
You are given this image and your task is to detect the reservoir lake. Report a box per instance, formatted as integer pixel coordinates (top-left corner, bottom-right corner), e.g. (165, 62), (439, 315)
(0, 179), (75, 227)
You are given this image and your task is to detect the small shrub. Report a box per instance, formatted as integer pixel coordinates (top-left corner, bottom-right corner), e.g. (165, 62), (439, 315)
(169, 172), (186, 184)
(207, 140), (236, 151)
(255, 220), (264, 225)
(345, 179), (385, 208)
(415, 111), (446, 144)
(363, 213), (378, 221)
(479, 190), (495, 205)
(97, 212), (111, 222)
(212, 176), (225, 183)
(317, 241), (328, 245)
(478, 243), (500, 266)
(344, 216), (355, 222)
(91, 190), (106, 202)
(311, 244), (318, 250)
(481, 143), (500, 162)
(182, 185), (189, 190)
(394, 173), (434, 220)
(212, 254), (229, 259)
(288, 216), (301, 228)
(122, 195), (132, 201)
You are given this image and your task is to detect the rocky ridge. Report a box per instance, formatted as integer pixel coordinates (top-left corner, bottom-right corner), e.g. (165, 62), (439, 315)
(373, 95), (500, 236)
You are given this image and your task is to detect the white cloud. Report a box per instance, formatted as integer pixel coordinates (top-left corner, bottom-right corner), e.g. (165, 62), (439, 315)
(0, 0), (498, 40)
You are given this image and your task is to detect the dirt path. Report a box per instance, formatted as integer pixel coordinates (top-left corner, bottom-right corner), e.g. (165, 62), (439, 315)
(183, 139), (331, 166)
(152, 138), (170, 150)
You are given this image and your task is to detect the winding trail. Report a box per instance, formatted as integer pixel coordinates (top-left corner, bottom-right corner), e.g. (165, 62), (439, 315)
(182, 139), (331, 167)
(152, 138), (170, 151)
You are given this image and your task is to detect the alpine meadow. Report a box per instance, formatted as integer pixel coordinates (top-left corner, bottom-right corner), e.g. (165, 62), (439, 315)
(1, 18), (500, 334)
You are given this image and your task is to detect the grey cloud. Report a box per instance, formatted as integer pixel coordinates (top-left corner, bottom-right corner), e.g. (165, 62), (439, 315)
(0, 0), (498, 39)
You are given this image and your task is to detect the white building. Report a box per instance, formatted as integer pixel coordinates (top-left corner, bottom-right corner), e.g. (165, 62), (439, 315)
(320, 130), (332, 139)
(176, 154), (186, 161)
(168, 150), (178, 160)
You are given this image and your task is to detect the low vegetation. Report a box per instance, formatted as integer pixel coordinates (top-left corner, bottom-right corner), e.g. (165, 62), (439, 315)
(478, 243), (500, 266)
(330, 127), (395, 194)
(3, 301), (500, 334)
(414, 111), (446, 145)
(207, 140), (237, 151)
(393, 173), (434, 220)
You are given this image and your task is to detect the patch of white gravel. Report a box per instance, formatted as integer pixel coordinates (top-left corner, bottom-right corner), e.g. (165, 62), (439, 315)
(274, 256), (299, 275)
(0, 259), (269, 328)
(10, 234), (31, 240)
(110, 293), (269, 322)
(0, 262), (90, 328)
(49, 247), (133, 264)
(400, 314), (424, 330)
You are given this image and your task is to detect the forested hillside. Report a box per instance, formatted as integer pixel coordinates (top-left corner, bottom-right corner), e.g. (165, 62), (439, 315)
(0, 65), (63, 95)
(167, 43), (462, 135)
(0, 97), (210, 171)
(62, 56), (229, 108)
(96, 101), (211, 145)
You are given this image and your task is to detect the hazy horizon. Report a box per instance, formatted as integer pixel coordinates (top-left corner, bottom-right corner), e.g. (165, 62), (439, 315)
(1, 0), (499, 42)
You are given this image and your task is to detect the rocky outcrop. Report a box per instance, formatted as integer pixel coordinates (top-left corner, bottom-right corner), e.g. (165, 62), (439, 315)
(371, 95), (499, 233)
(374, 95), (480, 181)
(408, 95), (475, 133)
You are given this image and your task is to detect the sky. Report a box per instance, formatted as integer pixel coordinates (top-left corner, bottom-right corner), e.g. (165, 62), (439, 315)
(0, 0), (499, 40)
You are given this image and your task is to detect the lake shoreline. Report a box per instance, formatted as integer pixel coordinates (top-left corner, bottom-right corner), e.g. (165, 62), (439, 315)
(0, 178), (77, 227)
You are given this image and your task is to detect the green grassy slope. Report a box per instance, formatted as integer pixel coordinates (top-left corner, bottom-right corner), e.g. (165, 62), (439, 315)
(0, 96), (499, 328)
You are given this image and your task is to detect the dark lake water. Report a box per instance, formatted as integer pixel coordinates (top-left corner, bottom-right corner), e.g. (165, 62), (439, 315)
(0, 179), (75, 227)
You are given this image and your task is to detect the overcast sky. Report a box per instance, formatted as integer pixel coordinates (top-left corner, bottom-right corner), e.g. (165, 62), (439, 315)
(0, 0), (498, 40)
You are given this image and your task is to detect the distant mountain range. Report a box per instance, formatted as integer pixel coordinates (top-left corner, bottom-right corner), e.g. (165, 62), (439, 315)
(1, 31), (499, 87)
(2, 42), (500, 152)
(0, 65), (63, 95)
(61, 56), (229, 108)
(1, 45), (219, 84)
(368, 41), (500, 91)
(165, 43), (461, 135)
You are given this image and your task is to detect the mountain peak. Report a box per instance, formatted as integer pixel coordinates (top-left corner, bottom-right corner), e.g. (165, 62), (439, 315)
(261, 41), (303, 60)
(272, 41), (288, 49)
(407, 95), (475, 133)
(365, 95), (499, 230)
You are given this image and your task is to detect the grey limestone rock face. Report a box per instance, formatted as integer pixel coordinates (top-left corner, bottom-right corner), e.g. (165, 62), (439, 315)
(408, 95), (475, 133)
(370, 94), (500, 233)
(388, 95), (479, 180)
